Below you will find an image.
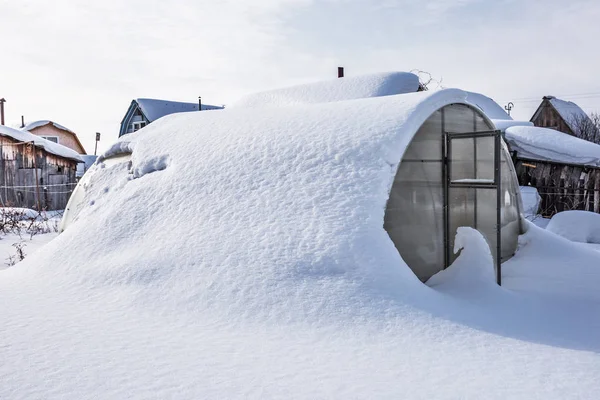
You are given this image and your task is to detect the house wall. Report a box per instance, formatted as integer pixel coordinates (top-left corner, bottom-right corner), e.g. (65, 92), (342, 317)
(0, 136), (78, 210)
(531, 100), (575, 136)
(29, 124), (87, 154)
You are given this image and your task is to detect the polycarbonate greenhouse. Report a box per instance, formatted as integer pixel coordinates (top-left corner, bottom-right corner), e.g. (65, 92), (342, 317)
(385, 103), (524, 283)
(64, 72), (526, 285)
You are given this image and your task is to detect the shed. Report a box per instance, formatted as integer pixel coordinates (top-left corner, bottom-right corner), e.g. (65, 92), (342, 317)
(66, 72), (525, 284)
(119, 98), (224, 137)
(0, 125), (81, 210)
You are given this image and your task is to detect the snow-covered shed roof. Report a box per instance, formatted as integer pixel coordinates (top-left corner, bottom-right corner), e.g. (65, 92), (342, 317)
(231, 71), (421, 108)
(505, 125), (600, 167)
(0, 125), (82, 162)
(22, 120), (76, 134)
(136, 98), (224, 122)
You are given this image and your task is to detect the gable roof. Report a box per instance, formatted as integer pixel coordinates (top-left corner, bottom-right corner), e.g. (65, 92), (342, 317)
(531, 96), (593, 133)
(0, 125), (82, 162)
(21, 120), (87, 155)
(23, 120), (76, 134)
(135, 98), (224, 122)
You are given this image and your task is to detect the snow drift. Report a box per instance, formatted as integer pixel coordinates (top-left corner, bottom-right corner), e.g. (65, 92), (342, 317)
(2, 73), (600, 399)
(232, 71), (420, 108)
(547, 210), (600, 244)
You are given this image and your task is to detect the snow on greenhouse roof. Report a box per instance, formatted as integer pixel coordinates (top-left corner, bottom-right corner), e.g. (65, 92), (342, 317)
(231, 71), (420, 108)
(0, 125), (82, 162)
(136, 98), (223, 122)
(22, 120), (76, 134)
(547, 96), (592, 132)
(465, 92), (512, 120)
(2, 79), (600, 398)
(505, 125), (600, 166)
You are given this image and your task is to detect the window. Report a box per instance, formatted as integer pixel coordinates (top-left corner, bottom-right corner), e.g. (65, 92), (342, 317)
(131, 121), (147, 132)
(42, 136), (59, 143)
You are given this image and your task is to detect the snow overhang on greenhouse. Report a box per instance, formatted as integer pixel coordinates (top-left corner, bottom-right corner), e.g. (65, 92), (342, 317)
(62, 72), (525, 284)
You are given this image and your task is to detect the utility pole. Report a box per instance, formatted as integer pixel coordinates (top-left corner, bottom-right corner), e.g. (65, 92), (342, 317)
(94, 132), (101, 156)
(504, 102), (514, 116)
(0, 98), (6, 125)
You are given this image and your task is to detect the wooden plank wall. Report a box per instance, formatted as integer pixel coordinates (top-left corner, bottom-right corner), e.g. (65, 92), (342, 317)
(0, 137), (78, 210)
(514, 158), (600, 217)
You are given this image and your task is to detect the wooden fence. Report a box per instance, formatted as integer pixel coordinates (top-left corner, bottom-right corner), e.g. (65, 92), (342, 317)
(513, 158), (600, 217)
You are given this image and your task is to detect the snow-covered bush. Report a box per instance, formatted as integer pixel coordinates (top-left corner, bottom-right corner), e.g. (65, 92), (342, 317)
(546, 210), (600, 244)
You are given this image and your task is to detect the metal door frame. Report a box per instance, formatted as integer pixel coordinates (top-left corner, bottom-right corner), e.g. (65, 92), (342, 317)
(442, 129), (502, 285)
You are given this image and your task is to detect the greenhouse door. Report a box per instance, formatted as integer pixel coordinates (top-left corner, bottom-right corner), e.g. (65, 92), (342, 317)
(443, 130), (502, 285)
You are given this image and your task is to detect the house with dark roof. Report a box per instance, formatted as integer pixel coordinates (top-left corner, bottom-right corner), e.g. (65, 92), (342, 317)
(530, 96), (595, 137)
(119, 98), (224, 137)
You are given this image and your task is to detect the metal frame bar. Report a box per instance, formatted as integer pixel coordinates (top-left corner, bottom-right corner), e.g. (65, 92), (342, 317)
(495, 132), (502, 286)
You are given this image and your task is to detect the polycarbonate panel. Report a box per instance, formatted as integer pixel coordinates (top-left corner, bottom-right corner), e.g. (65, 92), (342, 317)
(449, 136), (495, 182)
(444, 104), (477, 133)
(403, 110), (443, 161)
(499, 142), (522, 261)
(447, 187), (476, 265)
(385, 160), (444, 281)
(449, 137), (475, 181)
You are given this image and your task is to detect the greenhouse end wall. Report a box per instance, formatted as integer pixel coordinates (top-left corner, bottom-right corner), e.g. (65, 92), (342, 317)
(384, 103), (522, 282)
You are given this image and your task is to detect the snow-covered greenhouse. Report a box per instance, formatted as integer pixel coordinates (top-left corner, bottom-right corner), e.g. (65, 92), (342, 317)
(63, 72), (525, 285)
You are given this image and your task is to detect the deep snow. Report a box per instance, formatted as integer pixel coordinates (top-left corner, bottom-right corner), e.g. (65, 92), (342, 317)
(1, 76), (600, 399)
(547, 210), (600, 244)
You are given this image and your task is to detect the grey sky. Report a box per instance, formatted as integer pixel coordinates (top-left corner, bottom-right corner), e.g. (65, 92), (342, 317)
(2, 0), (599, 153)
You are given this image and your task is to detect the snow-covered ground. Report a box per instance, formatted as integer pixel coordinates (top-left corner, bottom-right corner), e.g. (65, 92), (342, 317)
(1, 76), (600, 398)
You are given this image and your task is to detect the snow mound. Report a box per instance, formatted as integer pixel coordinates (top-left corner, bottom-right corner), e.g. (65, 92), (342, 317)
(427, 227), (496, 288)
(520, 186), (541, 216)
(546, 210), (600, 244)
(505, 125), (600, 166)
(232, 71), (420, 108)
(2, 77), (600, 398)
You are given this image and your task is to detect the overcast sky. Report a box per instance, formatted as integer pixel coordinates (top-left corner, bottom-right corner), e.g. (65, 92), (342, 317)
(2, 0), (600, 154)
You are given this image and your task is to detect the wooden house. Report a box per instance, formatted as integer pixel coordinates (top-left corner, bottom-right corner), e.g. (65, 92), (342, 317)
(22, 120), (87, 154)
(530, 96), (593, 137)
(0, 125), (81, 210)
(119, 98), (224, 137)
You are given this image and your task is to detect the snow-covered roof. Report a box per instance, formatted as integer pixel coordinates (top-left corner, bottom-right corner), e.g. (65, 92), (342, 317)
(465, 92), (512, 120)
(231, 71), (420, 108)
(546, 96), (592, 132)
(136, 98), (223, 122)
(505, 125), (600, 167)
(22, 120), (76, 134)
(0, 125), (82, 162)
